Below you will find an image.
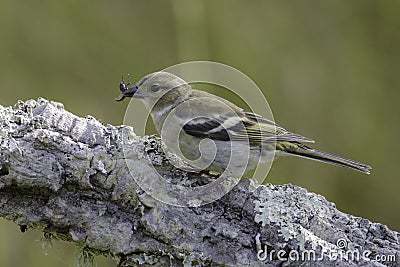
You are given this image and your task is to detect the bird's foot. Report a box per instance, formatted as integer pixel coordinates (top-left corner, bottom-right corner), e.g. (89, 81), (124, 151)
(200, 170), (221, 179)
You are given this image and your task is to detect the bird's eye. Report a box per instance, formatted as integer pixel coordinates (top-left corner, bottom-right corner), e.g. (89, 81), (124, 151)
(151, 84), (160, 92)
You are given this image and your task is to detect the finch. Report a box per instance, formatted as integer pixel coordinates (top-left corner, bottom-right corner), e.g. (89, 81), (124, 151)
(116, 71), (371, 177)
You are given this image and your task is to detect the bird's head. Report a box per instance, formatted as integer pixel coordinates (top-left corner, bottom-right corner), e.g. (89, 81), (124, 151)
(116, 72), (189, 109)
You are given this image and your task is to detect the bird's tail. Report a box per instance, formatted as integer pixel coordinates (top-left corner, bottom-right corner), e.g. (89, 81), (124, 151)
(276, 142), (371, 174)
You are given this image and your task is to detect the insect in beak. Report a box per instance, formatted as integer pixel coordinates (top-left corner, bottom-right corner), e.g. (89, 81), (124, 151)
(115, 74), (139, 102)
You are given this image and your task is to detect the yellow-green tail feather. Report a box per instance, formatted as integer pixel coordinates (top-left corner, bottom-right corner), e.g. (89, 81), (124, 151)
(276, 142), (371, 174)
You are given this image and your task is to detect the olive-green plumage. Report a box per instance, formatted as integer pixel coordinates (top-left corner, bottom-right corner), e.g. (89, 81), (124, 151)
(117, 71), (371, 175)
(275, 142), (371, 174)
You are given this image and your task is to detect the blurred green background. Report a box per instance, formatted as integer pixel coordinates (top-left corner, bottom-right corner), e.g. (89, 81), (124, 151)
(0, 0), (399, 266)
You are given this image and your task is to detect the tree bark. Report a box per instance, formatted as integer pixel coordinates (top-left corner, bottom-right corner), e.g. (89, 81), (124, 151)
(0, 98), (398, 266)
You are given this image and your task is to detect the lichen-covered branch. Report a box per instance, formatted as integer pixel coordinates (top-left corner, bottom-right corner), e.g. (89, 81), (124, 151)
(0, 99), (398, 267)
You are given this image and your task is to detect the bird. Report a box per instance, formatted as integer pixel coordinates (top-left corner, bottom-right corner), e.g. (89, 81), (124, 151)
(116, 71), (371, 177)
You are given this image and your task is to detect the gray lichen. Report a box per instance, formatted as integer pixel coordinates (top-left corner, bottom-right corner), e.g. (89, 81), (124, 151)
(254, 184), (336, 250)
(0, 98), (399, 267)
(254, 184), (344, 266)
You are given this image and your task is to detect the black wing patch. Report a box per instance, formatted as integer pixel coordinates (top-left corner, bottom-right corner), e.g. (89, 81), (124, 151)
(182, 117), (230, 141)
(182, 114), (314, 144)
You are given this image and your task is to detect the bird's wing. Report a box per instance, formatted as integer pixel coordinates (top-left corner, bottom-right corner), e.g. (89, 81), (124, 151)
(242, 112), (314, 143)
(182, 112), (314, 144)
(182, 116), (232, 141)
(177, 89), (314, 144)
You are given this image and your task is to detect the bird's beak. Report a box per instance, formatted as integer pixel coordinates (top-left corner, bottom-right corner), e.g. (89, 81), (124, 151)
(115, 83), (143, 102)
